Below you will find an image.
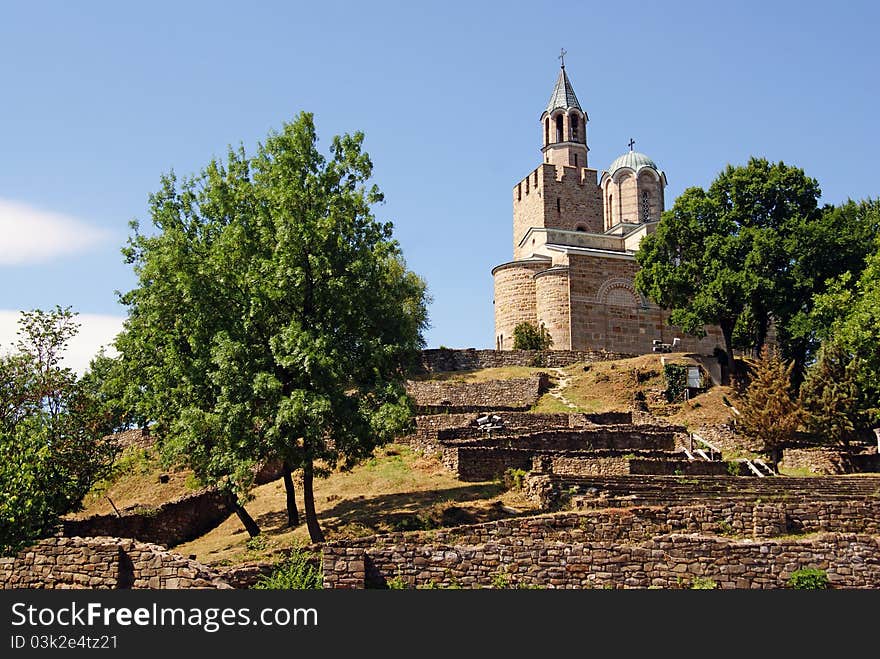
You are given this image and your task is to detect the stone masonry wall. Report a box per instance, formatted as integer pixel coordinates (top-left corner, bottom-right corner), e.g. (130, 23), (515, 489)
(62, 488), (235, 548)
(323, 504), (880, 589)
(781, 447), (853, 475)
(530, 474), (880, 510)
(0, 536), (231, 589)
(492, 259), (547, 349)
(405, 375), (548, 413)
(535, 265), (572, 349)
(415, 348), (630, 373)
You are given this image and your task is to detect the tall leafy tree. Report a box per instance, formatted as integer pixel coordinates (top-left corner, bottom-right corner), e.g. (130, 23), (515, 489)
(635, 158), (835, 379)
(115, 113), (429, 542)
(809, 233), (880, 435)
(0, 308), (117, 555)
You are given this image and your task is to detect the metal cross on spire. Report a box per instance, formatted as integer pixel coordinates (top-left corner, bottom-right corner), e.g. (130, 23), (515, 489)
(628, 138), (636, 151)
(558, 48), (567, 68)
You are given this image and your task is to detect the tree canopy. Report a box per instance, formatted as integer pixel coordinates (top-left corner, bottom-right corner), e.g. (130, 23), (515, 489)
(635, 158), (876, 379)
(113, 112), (429, 542)
(0, 308), (116, 555)
(513, 321), (553, 351)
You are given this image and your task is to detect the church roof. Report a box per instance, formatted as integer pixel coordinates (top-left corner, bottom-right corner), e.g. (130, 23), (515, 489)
(545, 67), (582, 114)
(606, 150), (659, 175)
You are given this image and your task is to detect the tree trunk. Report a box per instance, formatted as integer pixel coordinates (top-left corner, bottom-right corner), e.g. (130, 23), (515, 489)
(233, 503), (261, 538)
(302, 459), (325, 543)
(282, 462), (300, 527)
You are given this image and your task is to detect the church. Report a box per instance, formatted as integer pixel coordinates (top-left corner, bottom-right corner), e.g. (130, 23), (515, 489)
(492, 58), (723, 355)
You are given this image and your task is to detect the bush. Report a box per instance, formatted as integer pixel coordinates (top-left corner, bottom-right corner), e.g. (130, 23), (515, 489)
(663, 363), (688, 402)
(253, 549), (322, 589)
(513, 322), (553, 350)
(502, 468), (528, 491)
(787, 568), (829, 590)
(690, 577), (718, 590)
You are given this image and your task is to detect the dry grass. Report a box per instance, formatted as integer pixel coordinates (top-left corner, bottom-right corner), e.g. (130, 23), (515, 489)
(70, 448), (195, 519)
(409, 366), (549, 383)
(174, 444), (538, 566)
(560, 354), (668, 413)
(668, 386), (742, 429)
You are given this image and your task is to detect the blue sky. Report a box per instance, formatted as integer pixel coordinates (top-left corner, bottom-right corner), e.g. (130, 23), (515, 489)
(1, 1), (878, 371)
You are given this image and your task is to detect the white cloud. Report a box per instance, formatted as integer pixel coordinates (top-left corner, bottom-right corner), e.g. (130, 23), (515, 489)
(0, 198), (110, 265)
(0, 310), (124, 375)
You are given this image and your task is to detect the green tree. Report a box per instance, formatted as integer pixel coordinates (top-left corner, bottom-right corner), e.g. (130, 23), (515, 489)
(0, 308), (117, 555)
(777, 199), (880, 377)
(738, 347), (801, 465)
(810, 234), (880, 434)
(799, 343), (866, 449)
(115, 113), (429, 542)
(634, 158), (846, 380)
(512, 321), (553, 350)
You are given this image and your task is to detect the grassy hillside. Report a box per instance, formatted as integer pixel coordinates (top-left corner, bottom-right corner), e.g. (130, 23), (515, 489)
(74, 353), (742, 566)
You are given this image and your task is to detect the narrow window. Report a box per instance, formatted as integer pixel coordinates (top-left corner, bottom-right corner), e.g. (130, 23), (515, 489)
(556, 197), (561, 213)
(525, 176), (529, 194)
(570, 114), (578, 141)
(544, 118), (550, 146)
(609, 194), (613, 224)
(517, 182), (521, 201)
(573, 153), (578, 167)
(642, 190), (650, 222)
(555, 115), (563, 142)
(534, 171), (538, 186)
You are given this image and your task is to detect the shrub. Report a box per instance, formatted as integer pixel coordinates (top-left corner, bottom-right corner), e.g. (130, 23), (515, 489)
(386, 575), (408, 590)
(513, 322), (553, 351)
(253, 549), (322, 589)
(490, 570), (512, 589)
(663, 363), (688, 402)
(787, 568), (829, 590)
(691, 577), (718, 590)
(503, 468), (528, 491)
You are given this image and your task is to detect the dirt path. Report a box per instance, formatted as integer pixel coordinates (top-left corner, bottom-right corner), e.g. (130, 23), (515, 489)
(548, 368), (580, 411)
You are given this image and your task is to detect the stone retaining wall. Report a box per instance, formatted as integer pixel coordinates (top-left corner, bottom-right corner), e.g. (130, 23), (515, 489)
(322, 504), (880, 589)
(0, 536), (231, 589)
(62, 488), (235, 548)
(406, 375), (549, 413)
(527, 474), (880, 510)
(414, 349), (631, 373)
(780, 447), (880, 475)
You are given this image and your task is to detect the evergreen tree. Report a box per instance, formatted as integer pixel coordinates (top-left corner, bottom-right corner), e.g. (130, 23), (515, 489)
(738, 346), (801, 465)
(799, 343), (864, 449)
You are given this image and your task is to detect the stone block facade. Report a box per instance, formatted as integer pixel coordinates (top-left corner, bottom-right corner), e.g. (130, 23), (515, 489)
(0, 536), (231, 589)
(405, 375), (549, 413)
(61, 488), (235, 548)
(322, 503), (880, 589)
(415, 348), (630, 373)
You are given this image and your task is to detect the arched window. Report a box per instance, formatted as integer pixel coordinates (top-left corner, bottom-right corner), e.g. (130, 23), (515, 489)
(608, 193), (613, 224)
(570, 114), (578, 141)
(544, 118), (549, 146)
(555, 115), (563, 142)
(641, 190), (650, 222)
(573, 153), (578, 167)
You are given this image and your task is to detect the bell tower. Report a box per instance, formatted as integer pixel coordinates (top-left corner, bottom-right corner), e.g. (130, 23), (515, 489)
(540, 49), (588, 169)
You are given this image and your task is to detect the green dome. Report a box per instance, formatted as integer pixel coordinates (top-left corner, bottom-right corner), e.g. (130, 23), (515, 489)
(607, 151), (658, 175)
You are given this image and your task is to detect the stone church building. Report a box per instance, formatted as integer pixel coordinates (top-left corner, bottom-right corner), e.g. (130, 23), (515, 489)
(492, 62), (723, 354)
